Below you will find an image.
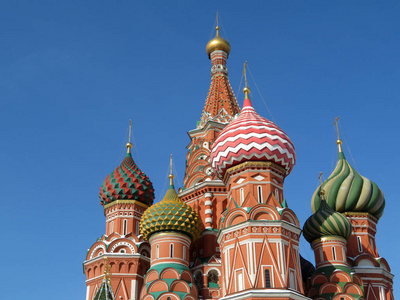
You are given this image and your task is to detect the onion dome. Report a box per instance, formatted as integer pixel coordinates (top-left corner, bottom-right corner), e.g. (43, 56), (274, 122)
(303, 199), (352, 243)
(311, 140), (385, 219)
(99, 142), (155, 206)
(140, 174), (201, 241)
(210, 87), (296, 179)
(206, 26), (231, 57)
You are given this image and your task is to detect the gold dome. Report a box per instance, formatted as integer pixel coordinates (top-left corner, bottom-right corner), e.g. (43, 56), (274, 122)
(206, 26), (231, 57)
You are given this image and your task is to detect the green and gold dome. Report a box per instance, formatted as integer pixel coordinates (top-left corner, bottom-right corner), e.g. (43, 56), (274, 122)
(303, 197), (352, 243)
(311, 139), (385, 219)
(140, 174), (202, 241)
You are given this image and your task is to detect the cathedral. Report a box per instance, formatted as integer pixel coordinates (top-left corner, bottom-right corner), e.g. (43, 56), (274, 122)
(83, 25), (394, 300)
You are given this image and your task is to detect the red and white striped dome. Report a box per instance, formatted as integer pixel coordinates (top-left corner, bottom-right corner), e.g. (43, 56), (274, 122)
(211, 95), (296, 179)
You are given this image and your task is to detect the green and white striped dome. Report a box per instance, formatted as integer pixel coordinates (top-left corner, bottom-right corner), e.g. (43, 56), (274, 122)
(311, 151), (385, 219)
(303, 200), (352, 243)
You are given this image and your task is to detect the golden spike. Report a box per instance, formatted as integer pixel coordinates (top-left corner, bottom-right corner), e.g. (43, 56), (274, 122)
(333, 116), (343, 153)
(126, 119), (133, 154)
(243, 61), (250, 98)
(318, 172), (325, 199)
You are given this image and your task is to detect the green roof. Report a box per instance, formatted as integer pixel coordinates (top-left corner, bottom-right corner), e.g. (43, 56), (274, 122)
(93, 280), (115, 300)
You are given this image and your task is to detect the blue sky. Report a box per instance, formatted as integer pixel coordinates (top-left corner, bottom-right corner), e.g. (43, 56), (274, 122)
(0, 1), (399, 299)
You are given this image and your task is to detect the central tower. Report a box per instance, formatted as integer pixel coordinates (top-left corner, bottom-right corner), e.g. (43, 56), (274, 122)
(179, 26), (240, 299)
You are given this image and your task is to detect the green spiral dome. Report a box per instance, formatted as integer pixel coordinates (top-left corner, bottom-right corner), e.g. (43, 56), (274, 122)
(311, 151), (385, 219)
(140, 175), (202, 241)
(303, 200), (352, 243)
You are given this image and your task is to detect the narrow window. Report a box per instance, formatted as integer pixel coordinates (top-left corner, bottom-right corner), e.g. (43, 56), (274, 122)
(240, 188), (244, 205)
(289, 271), (295, 289)
(123, 219), (128, 235)
(332, 247), (336, 260)
(167, 297), (171, 300)
(357, 236), (363, 252)
(136, 221), (139, 235)
(183, 246), (186, 260)
(170, 244), (174, 258)
(156, 245), (159, 259)
(265, 269), (271, 288)
(275, 188), (279, 201)
(257, 186), (262, 203)
(110, 221), (114, 234)
(237, 272), (244, 291)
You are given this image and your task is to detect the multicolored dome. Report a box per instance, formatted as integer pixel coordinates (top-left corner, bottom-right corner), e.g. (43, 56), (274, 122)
(206, 26), (231, 57)
(303, 199), (352, 243)
(311, 141), (385, 219)
(140, 174), (202, 241)
(211, 90), (296, 179)
(99, 148), (155, 206)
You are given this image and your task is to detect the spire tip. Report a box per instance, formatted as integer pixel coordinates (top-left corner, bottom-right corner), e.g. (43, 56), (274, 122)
(126, 119), (133, 154)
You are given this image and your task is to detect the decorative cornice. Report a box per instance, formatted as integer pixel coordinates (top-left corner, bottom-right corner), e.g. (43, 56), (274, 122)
(224, 161), (285, 182)
(178, 180), (226, 198)
(310, 236), (347, 248)
(343, 211), (378, 223)
(104, 199), (149, 210)
(219, 288), (311, 300)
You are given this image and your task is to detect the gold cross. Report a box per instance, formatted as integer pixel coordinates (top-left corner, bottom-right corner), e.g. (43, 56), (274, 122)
(333, 116), (340, 140)
(243, 61), (248, 88)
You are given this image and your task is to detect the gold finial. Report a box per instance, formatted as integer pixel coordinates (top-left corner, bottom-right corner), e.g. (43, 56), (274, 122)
(318, 172), (325, 199)
(333, 116), (342, 153)
(206, 13), (231, 57)
(243, 61), (250, 98)
(103, 256), (112, 283)
(169, 154), (174, 185)
(126, 119), (133, 153)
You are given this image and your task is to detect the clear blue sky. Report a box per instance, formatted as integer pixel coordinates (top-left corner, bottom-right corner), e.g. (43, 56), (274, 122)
(0, 1), (399, 299)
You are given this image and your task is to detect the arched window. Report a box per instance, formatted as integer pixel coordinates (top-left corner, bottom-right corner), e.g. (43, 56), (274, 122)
(167, 297), (172, 300)
(194, 272), (203, 290)
(110, 221), (114, 234)
(208, 270), (219, 288)
(257, 186), (262, 203)
(183, 246), (186, 260)
(136, 221), (139, 235)
(265, 269), (271, 288)
(170, 244), (174, 258)
(123, 219), (128, 235)
(332, 247), (336, 260)
(240, 188), (244, 205)
(156, 245), (159, 259)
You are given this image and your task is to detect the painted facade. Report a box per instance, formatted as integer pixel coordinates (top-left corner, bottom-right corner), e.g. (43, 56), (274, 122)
(83, 26), (394, 300)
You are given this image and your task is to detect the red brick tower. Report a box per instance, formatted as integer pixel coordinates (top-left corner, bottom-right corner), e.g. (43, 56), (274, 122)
(83, 127), (155, 300)
(311, 134), (393, 300)
(303, 198), (364, 300)
(139, 171), (202, 300)
(179, 25), (240, 299)
(210, 84), (304, 300)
